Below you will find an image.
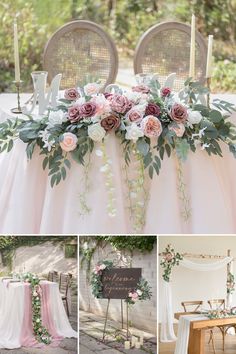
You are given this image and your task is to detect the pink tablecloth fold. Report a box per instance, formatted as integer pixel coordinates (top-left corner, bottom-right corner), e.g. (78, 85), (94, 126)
(20, 283), (63, 348)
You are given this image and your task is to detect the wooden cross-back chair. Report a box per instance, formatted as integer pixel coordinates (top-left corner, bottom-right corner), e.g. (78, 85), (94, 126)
(181, 300), (203, 312)
(134, 21), (207, 91)
(47, 270), (59, 283)
(43, 20), (118, 90)
(59, 273), (72, 316)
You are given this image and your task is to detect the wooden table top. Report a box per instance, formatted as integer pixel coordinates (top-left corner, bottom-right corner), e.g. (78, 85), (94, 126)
(175, 312), (236, 329)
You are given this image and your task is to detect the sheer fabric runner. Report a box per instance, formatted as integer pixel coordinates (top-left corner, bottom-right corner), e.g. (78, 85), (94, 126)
(160, 257), (233, 342)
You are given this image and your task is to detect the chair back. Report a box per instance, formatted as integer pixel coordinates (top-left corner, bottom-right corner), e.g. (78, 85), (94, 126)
(134, 21), (207, 91)
(48, 271), (53, 282)
(48, 270), (59, 283)
(43, 20), (118, 90)
(59, 273), (72, 297)
(208, 299), (225, 310)
(181, 300), (203, 312)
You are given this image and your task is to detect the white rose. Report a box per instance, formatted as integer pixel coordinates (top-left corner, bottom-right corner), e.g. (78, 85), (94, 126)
(88, 123), (106, 142)
(188, 110), (203, 126)
(84, 82), (101, 96)
(99, 264), (106, 270)
(125, 123), (144, 142)
(137, 289), (142, 296)
(125, 91), (143, 104)
(48, 110), (67, 127)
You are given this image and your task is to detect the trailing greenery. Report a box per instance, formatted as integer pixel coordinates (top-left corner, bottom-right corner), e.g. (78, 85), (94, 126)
(94, 236), (157, 253)
(160, 244), (183, 282)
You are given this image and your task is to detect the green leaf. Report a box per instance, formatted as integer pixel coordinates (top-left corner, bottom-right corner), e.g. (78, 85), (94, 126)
(159, 146), (165, 160)
(175, 138), (190, 162)
(7, 140), (14, 152)
(136, 139), (150, 156)
(61, 166), (66, 180)
(165, 144), (171, 157)
(42, 157), (48, 170)
(148, 165), (153, 179)
(209, 110), (223, 123)
(50, 174), (57, 188)
(64, 159), (71, 169)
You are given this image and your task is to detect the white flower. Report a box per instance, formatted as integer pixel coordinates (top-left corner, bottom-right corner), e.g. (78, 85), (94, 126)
(137, 289), (143, 296)
(33, 291), (38, 297)
(36, 318), (40, 323)
(125, 123), (144, 142)
(188, 110), (203, 126)
(99, 264), (106, 270)
(48, 110), (67, 127)
(43, 139), (55, 152)
(84, 82), (101, 96)
(125, 91), (143, 104)
(88, 123), (106, 142)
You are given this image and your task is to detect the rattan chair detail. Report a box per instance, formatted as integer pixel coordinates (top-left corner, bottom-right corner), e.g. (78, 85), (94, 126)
(134, 21), (207, 91)
(43, 20), (118, 90)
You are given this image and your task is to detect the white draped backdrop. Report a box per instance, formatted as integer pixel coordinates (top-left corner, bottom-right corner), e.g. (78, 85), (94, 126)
(160, 256), (233, 343)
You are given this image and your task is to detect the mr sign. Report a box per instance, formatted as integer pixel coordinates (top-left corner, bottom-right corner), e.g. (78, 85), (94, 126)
(101, 268), (141, 299)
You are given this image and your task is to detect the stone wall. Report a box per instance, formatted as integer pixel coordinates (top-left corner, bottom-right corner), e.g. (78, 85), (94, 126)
(79, 242), (157, 334)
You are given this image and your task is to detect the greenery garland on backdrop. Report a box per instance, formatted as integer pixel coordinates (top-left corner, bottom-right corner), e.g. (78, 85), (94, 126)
(90, 259), (152, 305)
(15, 272), (52, 345)
(160, 244), (183, 282)
(1, 77), (236, 230)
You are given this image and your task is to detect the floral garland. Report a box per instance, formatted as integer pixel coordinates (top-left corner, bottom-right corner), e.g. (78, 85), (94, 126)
(227, 271), (235, 294)
(160, 244), (183, 282)
(1, 78), (236, 226)
(90, 260), (152, 304)
(206, 308), (233, 319)
(17, 272), (52, 345)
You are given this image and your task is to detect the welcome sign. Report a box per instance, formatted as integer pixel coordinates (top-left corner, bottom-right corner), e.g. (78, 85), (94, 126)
(101, 268), (142, 299)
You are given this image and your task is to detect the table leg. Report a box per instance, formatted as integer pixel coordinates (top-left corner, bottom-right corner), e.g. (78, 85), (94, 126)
(188, 329), (205, 354)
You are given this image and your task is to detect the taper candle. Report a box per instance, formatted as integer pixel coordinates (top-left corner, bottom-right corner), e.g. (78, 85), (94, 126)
(206, 35), (213, 78)
(14, 19), (20, 82)
(135, 341), (141, 349)
(189, 14), (196, 79)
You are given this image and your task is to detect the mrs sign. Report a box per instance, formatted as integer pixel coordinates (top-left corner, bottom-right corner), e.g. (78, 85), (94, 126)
(101, 268), (142, 299)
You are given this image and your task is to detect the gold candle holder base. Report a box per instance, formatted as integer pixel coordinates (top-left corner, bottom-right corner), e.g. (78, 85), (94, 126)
(11, 80), (23, 114)
(206, 77), (211, 108)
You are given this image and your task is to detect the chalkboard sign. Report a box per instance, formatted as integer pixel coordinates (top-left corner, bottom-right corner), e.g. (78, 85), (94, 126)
(101, 268), (142, 299)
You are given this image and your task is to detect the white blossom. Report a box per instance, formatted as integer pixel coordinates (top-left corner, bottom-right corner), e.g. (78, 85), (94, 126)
(125, 123), (144, 142)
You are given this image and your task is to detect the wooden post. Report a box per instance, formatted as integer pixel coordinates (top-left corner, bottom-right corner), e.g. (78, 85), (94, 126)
(121, 299), (124, 329)
(102, 298), (110, 341)
(126, 301), (129, 340)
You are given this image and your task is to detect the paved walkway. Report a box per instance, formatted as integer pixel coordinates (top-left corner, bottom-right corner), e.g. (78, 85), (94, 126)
(79, 310), (157, 354)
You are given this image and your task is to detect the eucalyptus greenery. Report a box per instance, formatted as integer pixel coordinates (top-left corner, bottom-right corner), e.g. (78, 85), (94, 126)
(160, 244), (183, 282)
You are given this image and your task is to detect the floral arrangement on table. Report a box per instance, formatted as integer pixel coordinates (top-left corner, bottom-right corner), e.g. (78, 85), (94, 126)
(16, 272), (52, 345)
(206, 308), (233, 319)
(90, 260), (152, 304)
(227, 271), (235, 294)
(160, 244), (183, 282)
(1, 78), (236, 229)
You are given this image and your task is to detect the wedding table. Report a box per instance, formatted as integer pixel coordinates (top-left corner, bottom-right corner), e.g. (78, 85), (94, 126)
(0, 277), (77, 349)
(174, 312), (236, 354)
(0, 93), (236, 234)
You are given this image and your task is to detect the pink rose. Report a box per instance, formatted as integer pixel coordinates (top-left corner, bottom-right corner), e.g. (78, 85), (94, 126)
(84, 83), (101, 96)
(161, 87), (171, 97)
(141, 115), (162, 138)
(104, 92), (114, 101)
(80, 102), (97, 118)
(126, 108), (143, 123)
(145, 103), (161, 117)
(64, 88), (80, 100)
(110, 94), (132, 114)
(68, 104), (81, 123)
(170, 103), (188, 123)
(60, 132), (78, 152)
(168, 122), (185, 137)
(165, 253), (174, 262)
(132, 85), (150, 94)
(91, 95), (111, 116)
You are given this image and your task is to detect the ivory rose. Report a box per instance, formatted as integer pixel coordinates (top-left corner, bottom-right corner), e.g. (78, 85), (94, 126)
(125, 123), (144, 142)
(84, 82), (101, 96)
(188, 110), (203, 125)
(88, 123), (106, 142)
(169, 122), (185, 137)
(60, 132), (78, 152)
(91, 94), (111, 116)
(141, 115), (162, 138)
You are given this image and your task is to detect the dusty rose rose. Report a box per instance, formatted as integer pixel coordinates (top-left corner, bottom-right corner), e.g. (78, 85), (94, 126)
(126, 108), (143, 123)
(104, 92), (114, 101)
(161, 87), (171, 97)
(145, 103), (161, 117)
(64, 88), (80, 100)
(129, 292), (139, 301)
(170, 103), (188, 123)
(110, 94), (131, 114)
(101, 114), (120, 132)
(165, 253), (174, 262)
(60, 132), (78, 152)
(68, 104), (81, 123)
(132, 85), (150, 94)
(168, 122), (185, 137)
(141, 115), (162, 138)
(80, 102), (97, 117)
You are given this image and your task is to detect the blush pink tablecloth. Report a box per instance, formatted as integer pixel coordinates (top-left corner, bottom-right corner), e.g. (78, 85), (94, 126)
(0, 278), (77, 349)
(0, 93), (236, 234)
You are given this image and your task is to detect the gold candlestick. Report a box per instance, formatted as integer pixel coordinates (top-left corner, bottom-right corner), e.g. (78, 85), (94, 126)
(11, 80), (23, 114)
(206, 77), (211, 108)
